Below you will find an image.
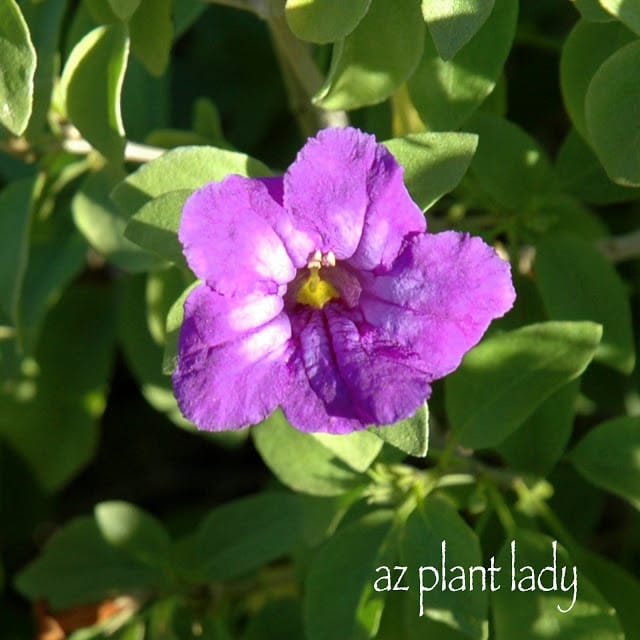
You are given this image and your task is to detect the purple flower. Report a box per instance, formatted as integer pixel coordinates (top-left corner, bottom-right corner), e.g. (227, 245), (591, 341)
(173, 127), (515, 434)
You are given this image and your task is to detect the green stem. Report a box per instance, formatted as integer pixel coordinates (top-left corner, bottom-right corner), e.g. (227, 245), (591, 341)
(266, 12), (348, 136)
(486, 482), (517, 537)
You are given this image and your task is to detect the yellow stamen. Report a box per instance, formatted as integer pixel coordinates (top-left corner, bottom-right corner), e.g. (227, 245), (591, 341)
(295, 268), (339, 309)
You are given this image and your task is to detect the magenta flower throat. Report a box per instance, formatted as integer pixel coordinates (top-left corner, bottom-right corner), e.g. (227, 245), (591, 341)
(173, 127), (516, 434)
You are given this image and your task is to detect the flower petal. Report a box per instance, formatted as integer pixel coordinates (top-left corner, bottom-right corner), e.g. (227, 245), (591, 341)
(349, 145), (426, 271)
(257, 177), (316, 268)
(173, 284), (292, 430)
(285, 127), (425, 267)
(284, 127), (377, 260)
(282, 306), (430, 433)
(360, 231), (516, 379)
(179, 175), (296, 296)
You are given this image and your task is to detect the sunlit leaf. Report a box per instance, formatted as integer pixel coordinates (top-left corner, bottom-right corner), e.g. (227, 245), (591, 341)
(0, 0), (36, 135)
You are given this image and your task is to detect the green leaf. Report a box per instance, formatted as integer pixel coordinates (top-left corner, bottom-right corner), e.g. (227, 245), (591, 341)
(573, 0), (616, 21)
(285, 0), (372, 44)
(304, 511), (395, 640)
(535, 235), (635, 373)
(174, 0), (208, 37)
(111, 146), (270, 220)
(314, 0), (424, 110)
(492, 531), (623, 639)
(0, 178), (35, 328)
(572, 545), (640, 640)
(496, 380), (579, 476)
(122, 55), (170, 142)
(383, 132), (478, 211)
(408, 0), (517, 130)
(0, 0), (36, 135)
(61, 24), (129, 160)
(446, 321), (602, 449)
(108, 0), (141, 21)
(534, 194), (608, 241)
(118, 274), (193, 429)
(466, 113), (553, 210)
(244, 598), (305, 640)
(179, 492), (337, 582)
(313, 431), (383, 473)
(85, 0), (119, 23)
(555, 129), (640, 204)
(192, 97), (227, 145)
(15, 515), (164, 609)
(423, 0), (495, 61)
(586, 40), (640, 186)
(162, 280), (198, 375)
(570, 416), (640, 510)
(146, 267), (191, 345)
(599, 0), (640, 34)
(18, 209), (87, 355)
(124, 190), (190, 266)
(72, 167), (158, 272)
(372, 403), (429, 458)
(252, 411), (367, 496)
(94, 501), (171, 566)
(403, 496), (488, 639)
(560, 19), (634, 141)
(20, 0), (67, 139)
(0, 283), (116, 491)
(129, 0), (172, 76)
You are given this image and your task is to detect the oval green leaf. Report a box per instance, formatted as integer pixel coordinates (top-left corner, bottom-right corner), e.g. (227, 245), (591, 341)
(94, 501), (171, 567)
(496, 380), (580, 476)
(560, 19), (634, 141)
(108, 0), (141, 21)
(15, 515), (163, 609)
(0, 284), (117, 491)
(599, 0), (640, 34)
(20, 0), (66, 139)
(304, 511), (395, 640)
(403, 496), (488, 639)
(72, 168), (158, 272)
(111, 146), (271, 219)
(585, 39), (640, 186)
(574, 0), (616, 22)
(61, 24), (129, 160)
(408, 0), (516, 131)
(383, 132), (478, 211)
(130, 0), (172, 76)
(285, 0), (371, 44)
(492, 531), (623, 639)
(372, 403), (429, 458)
(0, 0), (37, 135)
(176, 492), (332, 582)
(535, 235), (635, 373)
(124, 189), (191, 266)
(466, 113), (553, 210)
(423, 0), (495, 61)
(572, 544), (640, 639)
(252, 410), (368, 496)
(0, 178), (35, 328)
(314, 0), (423, 110)
(555, 129), (640, 204)
(446, 321), (602, 449)
(570, 416), (640, 511)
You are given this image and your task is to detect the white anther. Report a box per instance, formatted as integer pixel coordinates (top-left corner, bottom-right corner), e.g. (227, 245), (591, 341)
(323, 251), (336, 267)
(307, 249), (323, 270)
(307, 249), (336, 269)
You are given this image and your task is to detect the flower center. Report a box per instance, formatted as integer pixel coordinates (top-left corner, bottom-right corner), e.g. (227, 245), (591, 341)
(295, 250), (340, 310)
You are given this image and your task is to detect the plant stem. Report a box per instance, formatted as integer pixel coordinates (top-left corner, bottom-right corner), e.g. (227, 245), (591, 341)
(266, 12), (348, 135)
